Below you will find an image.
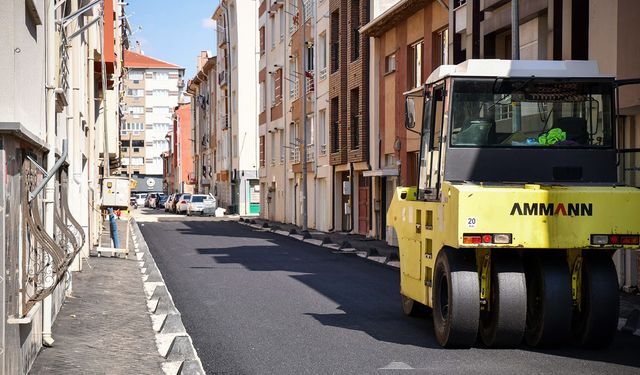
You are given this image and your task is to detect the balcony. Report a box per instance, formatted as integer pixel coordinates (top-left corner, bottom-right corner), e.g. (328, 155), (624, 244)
(305, 72), (314, 94)
(305, 144), (314, 160)
(290, 147), (300, 164)
(217, 29), (228, 48)
(218, 71), (227, 87)
(319, 67), (327, 81)
(290, 79), (300, 100)
(220, 114), (229, 129)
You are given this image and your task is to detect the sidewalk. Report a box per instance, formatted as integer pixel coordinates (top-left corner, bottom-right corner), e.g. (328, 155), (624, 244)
(243, 216), (640, 336)
(29, 218), (164, 375)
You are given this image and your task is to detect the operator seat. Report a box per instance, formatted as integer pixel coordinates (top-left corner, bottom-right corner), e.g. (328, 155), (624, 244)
(555, 117), (589, 144)
(455, 120), (495, 146)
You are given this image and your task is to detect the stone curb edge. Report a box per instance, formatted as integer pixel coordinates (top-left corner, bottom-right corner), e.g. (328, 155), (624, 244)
(239, 221), (640, 338)
(130, 219), (207, 375)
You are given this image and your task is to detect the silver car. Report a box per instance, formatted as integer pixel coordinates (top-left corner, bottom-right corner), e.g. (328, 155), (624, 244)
(186, 194), (217, 216)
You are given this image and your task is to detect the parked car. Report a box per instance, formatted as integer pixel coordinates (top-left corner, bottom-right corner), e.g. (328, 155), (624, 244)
(186, 194), (217, 216)
(135, 193), (148, 207)
(147, 193), (162, 208)
(175, 194), (191, 214)
(165, 194), (175, 212)
(170, 193), (184, 213)
(156, 194), (168, 209)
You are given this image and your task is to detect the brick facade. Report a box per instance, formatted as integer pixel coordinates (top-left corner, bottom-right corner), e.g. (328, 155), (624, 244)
(329, 0), (368, 166)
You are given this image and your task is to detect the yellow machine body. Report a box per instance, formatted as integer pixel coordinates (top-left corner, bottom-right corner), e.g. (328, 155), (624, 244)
(387, 181), (640, 308)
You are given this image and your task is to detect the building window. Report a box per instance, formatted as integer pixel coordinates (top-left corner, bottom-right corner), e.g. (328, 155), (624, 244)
(153, 72), (169, 80)
(306, 44), (314, 71)
(318, 32), (327, 71)
(128, 70), (143, 81)
(279, 130), (285, 163)
(259, 26), (265, 55)
(306, 114), (314, 146)
(153, 89), (169, 97)
(350, 0), (360, 62)
(153, 107), (171, 114)
(128, 106), (144, 115)
(350, 88), (359, 149)
(270, 133), (276, 164)
(330, 97), (339, 153)
(270, 14), (276, 49)
(433, 28), (448, 68)
(318, 109), (326, 153)
(279, 9), (285, 41)
(384, 53), (396, 74)
(289, 56), (297, 98)
(127, 89), (144, 97)
(260, 82), (266, 112)
(330, 10), (339, 73)
(270, 74), (276, 105)
(408, 40), (424, 89)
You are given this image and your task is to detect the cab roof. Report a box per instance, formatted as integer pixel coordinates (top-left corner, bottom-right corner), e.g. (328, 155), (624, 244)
(426, 59), (613, 84)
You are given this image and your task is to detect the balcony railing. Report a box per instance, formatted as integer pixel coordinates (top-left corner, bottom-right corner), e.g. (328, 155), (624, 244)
(218, 71), (227, 86)
(303, 0), (314, 21)
(319, 67), (327, 81)
(290, 147), (300, 163)
(305, 144), (315, 160)
(290, 79), (300, 100)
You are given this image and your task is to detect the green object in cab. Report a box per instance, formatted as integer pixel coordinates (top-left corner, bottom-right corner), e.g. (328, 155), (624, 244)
(538, 128), (566, 145)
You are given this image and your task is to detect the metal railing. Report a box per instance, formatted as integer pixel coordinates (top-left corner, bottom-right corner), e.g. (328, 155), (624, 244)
(291, 79), (300, 100)
(306, 144), (315, 160)
(290, 147), (300, 163)
(320, 144), (327, 155)
(319, 67), (327, 81)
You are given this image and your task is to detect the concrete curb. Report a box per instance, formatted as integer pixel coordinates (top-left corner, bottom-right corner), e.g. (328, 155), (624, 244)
(131, 219), (206, 375)
(239, 221), (402, 271)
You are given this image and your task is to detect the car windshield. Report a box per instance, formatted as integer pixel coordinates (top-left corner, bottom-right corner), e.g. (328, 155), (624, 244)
(449, 78), (613, 148)
(182, 194), (191, 200)
(191, 196), (205, 203)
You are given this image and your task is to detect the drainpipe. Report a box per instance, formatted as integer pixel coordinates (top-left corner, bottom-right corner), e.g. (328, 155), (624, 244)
(43, 0), (56, 347)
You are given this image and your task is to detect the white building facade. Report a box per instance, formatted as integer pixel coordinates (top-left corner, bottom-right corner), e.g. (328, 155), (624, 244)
(213, 0), (260, 215)
(121, 51), (184, 191)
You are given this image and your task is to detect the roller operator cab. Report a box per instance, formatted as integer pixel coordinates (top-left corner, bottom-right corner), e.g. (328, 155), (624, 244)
(387, 60), (640, 349)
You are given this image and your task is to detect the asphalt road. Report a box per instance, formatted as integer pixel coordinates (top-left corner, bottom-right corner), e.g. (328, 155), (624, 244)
(139, 213), (640, 375)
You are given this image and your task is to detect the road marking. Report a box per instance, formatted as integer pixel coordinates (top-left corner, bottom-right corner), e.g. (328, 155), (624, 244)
(380, 361), (414, 370)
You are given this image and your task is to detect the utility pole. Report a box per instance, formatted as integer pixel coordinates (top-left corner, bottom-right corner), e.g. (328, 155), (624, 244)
(301, 0), (308, 231)
(511, 0), (521, 132)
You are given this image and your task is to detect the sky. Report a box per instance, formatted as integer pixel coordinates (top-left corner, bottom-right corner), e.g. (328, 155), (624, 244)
(126, 0), (219, 80)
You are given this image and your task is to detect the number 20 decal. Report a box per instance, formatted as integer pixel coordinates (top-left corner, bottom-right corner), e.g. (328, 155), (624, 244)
(467, 217), (476, 228)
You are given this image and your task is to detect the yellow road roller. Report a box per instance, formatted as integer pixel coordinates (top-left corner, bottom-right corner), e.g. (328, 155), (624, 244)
(387, 60), (640, 349)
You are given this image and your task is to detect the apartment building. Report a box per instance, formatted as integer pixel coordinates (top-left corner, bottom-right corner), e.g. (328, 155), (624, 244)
(0, 1), (126, 372)
(361, 0), (448, 240)
(121, 50), (184, 193)
(213, 0), (260, 215)
(257, 0), (332, 230)
(329, 0), (371, 234)
(187, 52), (217, 194)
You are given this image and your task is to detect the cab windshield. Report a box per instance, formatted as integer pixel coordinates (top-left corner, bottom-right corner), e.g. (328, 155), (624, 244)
(449, 78), (614, 148)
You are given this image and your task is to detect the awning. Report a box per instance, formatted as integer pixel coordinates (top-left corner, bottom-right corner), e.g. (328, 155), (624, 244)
(363, 168), (399, 177)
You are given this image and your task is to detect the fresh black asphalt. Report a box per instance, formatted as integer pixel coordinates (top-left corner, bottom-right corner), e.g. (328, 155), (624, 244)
(140, 216), (640, 375)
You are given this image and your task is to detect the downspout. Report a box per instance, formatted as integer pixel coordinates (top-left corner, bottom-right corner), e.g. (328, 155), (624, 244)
(43, 0), (56, 347)
(349, 162), (354, 232)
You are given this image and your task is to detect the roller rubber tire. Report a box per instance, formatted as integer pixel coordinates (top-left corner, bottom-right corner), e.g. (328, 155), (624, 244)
(480, 253), (527, 347)
(524, 254), (572, 347)
(572, 254), (619, 348)
(432, 248), (479, 348)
